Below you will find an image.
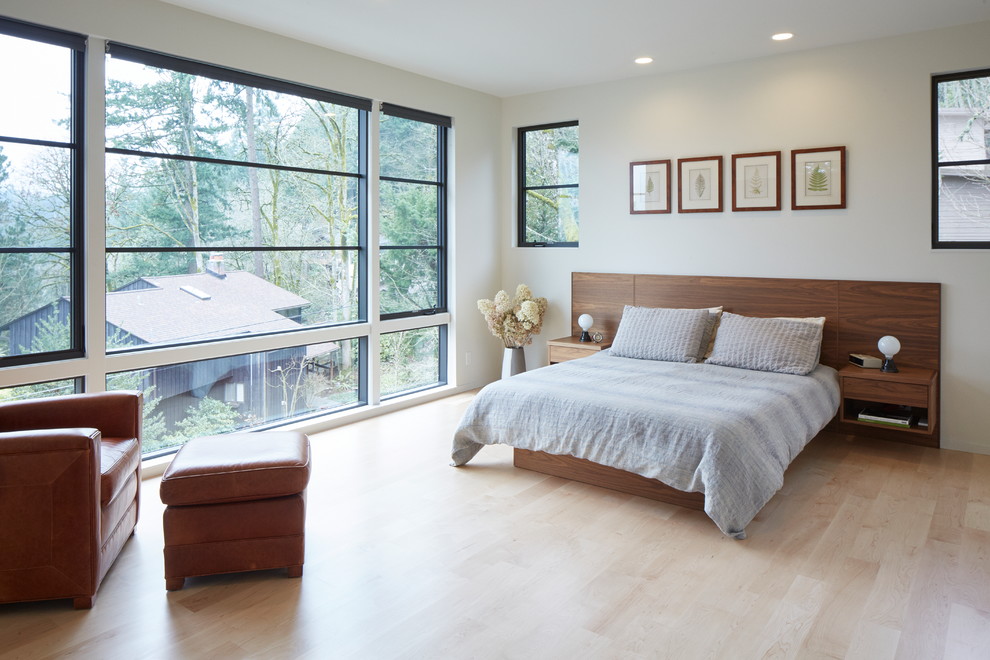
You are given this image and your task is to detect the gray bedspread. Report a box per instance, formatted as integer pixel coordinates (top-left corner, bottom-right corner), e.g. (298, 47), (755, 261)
(451, 353), (840, 539)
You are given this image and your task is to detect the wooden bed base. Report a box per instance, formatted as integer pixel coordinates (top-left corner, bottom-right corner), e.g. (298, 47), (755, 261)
(511, 272), (942, 514)
(513, 448), (706, 510)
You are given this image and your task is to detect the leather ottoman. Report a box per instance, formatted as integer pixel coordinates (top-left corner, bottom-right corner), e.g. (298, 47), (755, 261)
(159, 431), (311, 590)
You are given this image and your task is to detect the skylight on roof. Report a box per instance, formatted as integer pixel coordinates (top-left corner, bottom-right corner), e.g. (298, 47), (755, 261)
(179, 285), (212, 300)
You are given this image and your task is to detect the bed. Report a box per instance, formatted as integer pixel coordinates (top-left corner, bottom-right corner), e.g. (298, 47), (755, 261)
(454, 354), (839, 538)
(452, 273), (941, 538)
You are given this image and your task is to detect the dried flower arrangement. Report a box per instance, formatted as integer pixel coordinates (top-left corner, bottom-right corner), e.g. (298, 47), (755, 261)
(477, 284), (548, 348)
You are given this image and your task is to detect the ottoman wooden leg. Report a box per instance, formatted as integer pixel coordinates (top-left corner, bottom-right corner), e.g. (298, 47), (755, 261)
(73, 596), (94, 609)
(287, 565), (303, 579)
(166, 577), (185, 591)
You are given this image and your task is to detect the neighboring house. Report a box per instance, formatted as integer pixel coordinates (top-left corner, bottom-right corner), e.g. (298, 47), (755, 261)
(108, 265), (309, 347)
(1, 264), (337, 431)
(938, 108), (990, 240)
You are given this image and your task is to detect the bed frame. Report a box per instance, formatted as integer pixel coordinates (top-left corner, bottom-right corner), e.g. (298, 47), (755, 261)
(513, 272), (941, 509)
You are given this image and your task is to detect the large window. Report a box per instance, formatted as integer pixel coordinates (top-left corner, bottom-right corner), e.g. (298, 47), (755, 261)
(0, 22), (453, 458)
(517, 121), (579, 247)
(933, 69), (990, 248)
(104, 44), (370, 350)
(0, 19), (84, 366)
(379, 104), (448, 318)
(377, 104), (449, 397)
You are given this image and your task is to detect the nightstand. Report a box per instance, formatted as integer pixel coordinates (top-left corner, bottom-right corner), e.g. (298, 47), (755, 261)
(838, 365), (938, 447)
(547, 336), (612, 365)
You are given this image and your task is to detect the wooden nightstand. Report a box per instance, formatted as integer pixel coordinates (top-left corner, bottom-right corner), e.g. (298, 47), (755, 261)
(547, 336), (612, 364)
(838, 365), (938, 447)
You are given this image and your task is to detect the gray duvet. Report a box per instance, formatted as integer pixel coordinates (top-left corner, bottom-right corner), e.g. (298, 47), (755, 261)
(451, 352), (840, 539)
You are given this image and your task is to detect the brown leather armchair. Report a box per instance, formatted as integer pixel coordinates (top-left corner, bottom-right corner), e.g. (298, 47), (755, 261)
(0, 391), (142, 609)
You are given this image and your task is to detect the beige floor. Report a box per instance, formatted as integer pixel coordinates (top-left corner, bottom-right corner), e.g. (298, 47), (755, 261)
(2, 390), (989, 659)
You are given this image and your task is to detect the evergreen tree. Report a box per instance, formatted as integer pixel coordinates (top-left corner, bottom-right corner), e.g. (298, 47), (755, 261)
(106, 66), (234, 277)
(168, 396), (239, 443)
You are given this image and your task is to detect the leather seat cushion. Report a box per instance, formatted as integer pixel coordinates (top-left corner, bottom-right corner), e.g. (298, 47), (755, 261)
(100, 437), (141, 507)
(160, 432), (310, 507)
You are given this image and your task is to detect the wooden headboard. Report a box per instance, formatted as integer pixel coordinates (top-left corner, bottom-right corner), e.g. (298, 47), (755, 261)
(570, 273), (940, 372)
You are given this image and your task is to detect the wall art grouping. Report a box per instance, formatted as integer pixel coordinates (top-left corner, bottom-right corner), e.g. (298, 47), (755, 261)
(629, 146), (845, 214)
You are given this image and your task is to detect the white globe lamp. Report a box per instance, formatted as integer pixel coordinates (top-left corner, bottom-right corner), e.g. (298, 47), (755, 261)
(878, 335), (901, 373)
(578, 314), (594, 342)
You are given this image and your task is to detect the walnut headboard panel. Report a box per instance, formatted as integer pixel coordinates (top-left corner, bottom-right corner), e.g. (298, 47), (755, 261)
(570, 273), (940, 371)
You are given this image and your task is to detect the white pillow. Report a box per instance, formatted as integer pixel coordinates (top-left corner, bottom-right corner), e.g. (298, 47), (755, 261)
(705, 312), (825, 375)
(610, 306), (711, 363)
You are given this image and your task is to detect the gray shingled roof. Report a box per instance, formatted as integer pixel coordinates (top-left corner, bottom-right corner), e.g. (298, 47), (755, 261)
(107, 271), (310, 345)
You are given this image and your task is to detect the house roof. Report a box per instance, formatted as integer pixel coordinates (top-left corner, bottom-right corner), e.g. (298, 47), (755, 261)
(107, 271), (310, 345)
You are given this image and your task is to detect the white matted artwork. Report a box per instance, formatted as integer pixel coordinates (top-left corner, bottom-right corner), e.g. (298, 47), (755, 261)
(791, 146), (846, 210)
(677, 156), (723, 213)
(732, 151), (781, 211)
(629, 160), (671, 214)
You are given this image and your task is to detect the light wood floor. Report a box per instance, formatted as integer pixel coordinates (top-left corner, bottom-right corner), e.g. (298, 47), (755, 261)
(2, 391), (990, 659)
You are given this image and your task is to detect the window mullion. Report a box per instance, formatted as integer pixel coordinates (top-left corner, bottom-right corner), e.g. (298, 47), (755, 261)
(84, 37), (108, 390)
(367, 105), (382, 406)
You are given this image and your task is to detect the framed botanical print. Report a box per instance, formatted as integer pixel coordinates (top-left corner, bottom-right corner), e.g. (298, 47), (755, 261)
(630, 160), (671, 214)
(677, 156), (723, 213)
(731, 151), (781, 211)
(792, 146), (846, 210)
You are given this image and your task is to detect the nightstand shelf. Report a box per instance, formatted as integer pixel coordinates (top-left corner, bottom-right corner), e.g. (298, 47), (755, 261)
(547, 336), (612, 364)
(838, 365), (938, 447)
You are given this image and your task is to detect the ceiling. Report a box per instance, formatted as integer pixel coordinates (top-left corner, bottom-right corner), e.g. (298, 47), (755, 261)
(160, 0), (990, 97)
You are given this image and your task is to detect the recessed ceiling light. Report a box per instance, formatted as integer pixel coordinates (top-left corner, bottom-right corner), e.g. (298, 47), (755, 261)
(634, 57), (654, 65)
(772, 32), (794, 41)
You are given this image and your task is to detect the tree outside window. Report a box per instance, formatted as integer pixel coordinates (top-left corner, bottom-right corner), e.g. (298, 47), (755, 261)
(0, 21), (84, 365)
(517, 121), (579, 247)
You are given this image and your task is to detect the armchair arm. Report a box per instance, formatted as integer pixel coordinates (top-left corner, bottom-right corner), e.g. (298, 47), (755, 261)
(0, 391), (142, 441)
(0, 427), (102, 607)
(0, 427), (101, 456)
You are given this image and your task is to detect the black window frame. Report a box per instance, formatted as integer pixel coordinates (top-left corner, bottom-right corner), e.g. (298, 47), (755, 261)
(0, 376), (82, 399)
(932, 67), (990, 249)
(378, 102), (449, 321)
(103, 42), (372, 351)
(379, 324), (448, 402)
(0, 17), (86, 368)
(517, 120), (579, 248)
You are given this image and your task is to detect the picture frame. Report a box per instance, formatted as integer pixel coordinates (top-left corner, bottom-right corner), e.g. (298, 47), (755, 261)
(629, 160), (671, 214)
(677, 156), (723, 213)
(791, 146), (846, 210)
(731, 151), (781, 211)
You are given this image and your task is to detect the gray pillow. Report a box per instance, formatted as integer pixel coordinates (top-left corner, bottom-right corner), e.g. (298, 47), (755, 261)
(610, 306), (711, 362)
(705, 312), (824, 375)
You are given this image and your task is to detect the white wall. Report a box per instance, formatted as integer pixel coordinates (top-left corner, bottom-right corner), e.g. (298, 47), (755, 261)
(1, 0), (504, 391)
(501, 22), (990, 455)
(5, 3), (989, 453)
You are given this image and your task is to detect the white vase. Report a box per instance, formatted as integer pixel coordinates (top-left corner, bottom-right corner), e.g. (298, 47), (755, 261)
(501, 347), (526, 378)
